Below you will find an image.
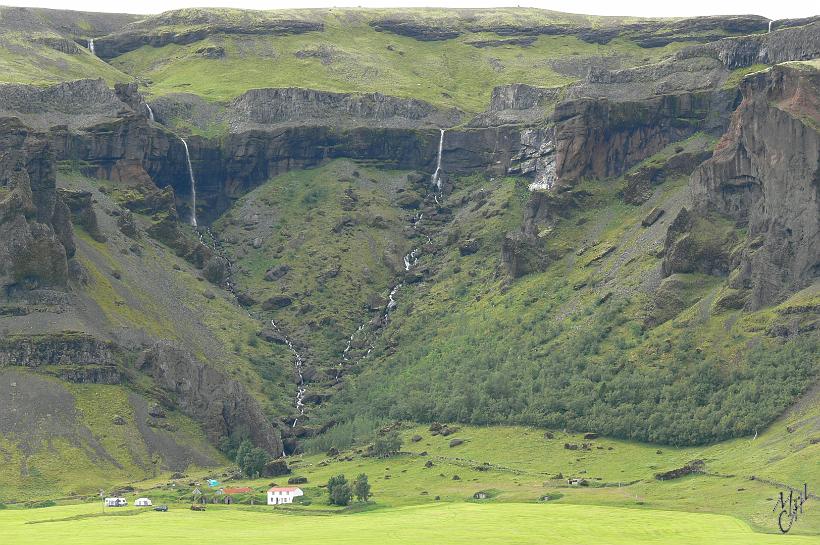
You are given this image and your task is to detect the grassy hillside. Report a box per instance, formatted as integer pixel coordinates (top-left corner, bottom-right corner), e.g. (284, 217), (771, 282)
(312, 137), (819, 445)
(0, 370), (222, 503)
(109, 9), (693, 111)
(0, 7), (133, 85)
(55, 170), (297, 417)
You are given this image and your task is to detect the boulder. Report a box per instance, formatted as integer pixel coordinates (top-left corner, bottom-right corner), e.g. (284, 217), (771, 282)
(262, 296), (293, 310)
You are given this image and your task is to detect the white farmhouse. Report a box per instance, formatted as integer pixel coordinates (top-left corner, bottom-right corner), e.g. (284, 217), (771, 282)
(267, 486), (303, 505)
(135, 498), (153, 507)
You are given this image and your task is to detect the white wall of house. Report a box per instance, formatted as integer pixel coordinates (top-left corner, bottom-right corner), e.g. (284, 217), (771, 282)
(267, 488), (303, 505)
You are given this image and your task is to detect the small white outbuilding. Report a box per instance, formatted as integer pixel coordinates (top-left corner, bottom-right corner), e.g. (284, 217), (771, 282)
(135, 498), (153, 507)
(267, 486), (303, 505)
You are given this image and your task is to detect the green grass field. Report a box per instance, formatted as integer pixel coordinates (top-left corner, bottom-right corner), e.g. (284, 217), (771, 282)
(1, 502), (816, 545)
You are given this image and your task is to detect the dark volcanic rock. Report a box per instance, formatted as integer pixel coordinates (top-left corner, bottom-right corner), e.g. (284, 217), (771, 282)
(682, 64), (820, 309)
(262, 295), (293, 310)
(369, 19), (460, 41)
(95, 15), (322, 59)
(58, 189), (105, 242)
(138, 342), (283, 456)
(675, 22), (820, 69)
(0, 118), (74, 292)
(552, 91), (730, 185)
(229, 87), (462, 131)
(502, 231), (548, 278)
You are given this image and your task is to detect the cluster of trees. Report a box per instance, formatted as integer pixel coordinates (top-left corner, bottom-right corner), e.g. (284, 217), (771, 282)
(327, 474), (371, 506)
(326, 290), (819, 445)
(235, 440), (271, 478)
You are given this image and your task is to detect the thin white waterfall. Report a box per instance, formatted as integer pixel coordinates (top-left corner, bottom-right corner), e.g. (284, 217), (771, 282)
(88, 38), (95, 55)
(180, 138), (197, 227)
(431, 128), (445, 190)
(768, 20), (774, 33)
(145, 103), (155, 122)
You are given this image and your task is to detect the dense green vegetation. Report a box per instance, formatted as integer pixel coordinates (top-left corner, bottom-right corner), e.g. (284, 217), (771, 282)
(305, 143), (820, 445)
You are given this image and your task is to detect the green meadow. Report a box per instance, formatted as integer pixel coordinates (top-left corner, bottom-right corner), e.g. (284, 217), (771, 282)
(1, 502), (817, 545)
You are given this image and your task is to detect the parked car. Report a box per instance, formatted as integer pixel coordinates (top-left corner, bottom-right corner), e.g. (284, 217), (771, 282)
(153, 505), (168, 512)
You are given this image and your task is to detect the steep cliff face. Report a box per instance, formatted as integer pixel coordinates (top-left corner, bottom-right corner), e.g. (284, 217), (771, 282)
(0, 79), (130, 129)
(676, 22), (820, 69)
(0, 118), (74, 292)
(229, 88), (462, 131)
(552, 90), (735, 185)
(0, 334), (119, 384)
(138, 342), (284, 457)
(668, 64), (819, 309)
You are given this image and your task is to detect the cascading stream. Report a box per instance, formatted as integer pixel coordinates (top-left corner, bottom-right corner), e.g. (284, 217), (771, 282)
(180, 138), (197, 227)
(335, 127), (448, 380)
(88, 38), (95, 55)
(145, 103), (155, 122)
(270, 320), (307, 427)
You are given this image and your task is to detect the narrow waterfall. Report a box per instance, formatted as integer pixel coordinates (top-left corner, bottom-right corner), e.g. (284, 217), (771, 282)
(271, 320), (307, 427)
(88, 38), (95, 55)
(180, 138), (197, 227)
(145, 103), (155, 122)
(768, 20), (774, 33)
(431, 128), (445, 190)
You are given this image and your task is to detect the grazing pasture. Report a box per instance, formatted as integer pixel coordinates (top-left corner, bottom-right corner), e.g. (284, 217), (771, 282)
(2, 502), (817, 545)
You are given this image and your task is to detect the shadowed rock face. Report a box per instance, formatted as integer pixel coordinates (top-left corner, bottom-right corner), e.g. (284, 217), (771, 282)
(137, 342), (284, 457)
(680, 65), (820, 309)
(0, 118), (73, 292)
(551, 91), (733, 185)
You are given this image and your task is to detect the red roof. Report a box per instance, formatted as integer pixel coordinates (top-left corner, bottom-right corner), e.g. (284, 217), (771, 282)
(222, 487), (253, 495)
(268, 487), (301, 492)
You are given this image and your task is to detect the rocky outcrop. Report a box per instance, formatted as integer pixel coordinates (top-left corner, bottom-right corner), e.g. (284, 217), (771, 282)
(58, 188), (105, 242)
(470, 84), (561, 127)
(671, 64), (820, 309)
(0, 333), (115, 367)
(95, 11), (322, 59)
(0, 117), (74, 292)
(508, 127), (555, 190)
(137, 342), (283, 456)
(552, 90), (736, 185)
(675, 22), (820, 69)
(229, 88), (462, 131)
(0, 79), (131, 130)
(571, 57), (729, 102)
(623, 149), (712, 204)
(0, 333), (119, 384)
(369, 19), (460, 41)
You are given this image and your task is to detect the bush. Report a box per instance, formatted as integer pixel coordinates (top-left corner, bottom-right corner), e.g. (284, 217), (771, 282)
(327, 475), (352, 506)
(372, 431), (402, 457)
(353, 474), (371, 502)
(235, 440), (268, 478)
